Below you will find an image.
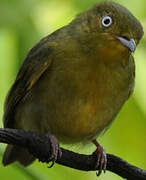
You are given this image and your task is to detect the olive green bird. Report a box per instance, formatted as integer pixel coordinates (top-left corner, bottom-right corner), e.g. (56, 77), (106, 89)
(2, 1), (143, 175)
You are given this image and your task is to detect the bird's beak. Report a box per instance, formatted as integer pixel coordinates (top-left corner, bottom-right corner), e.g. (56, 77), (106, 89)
(116, 37), (136, 52)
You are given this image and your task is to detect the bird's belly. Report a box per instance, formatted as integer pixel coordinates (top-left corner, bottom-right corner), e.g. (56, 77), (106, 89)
(48, 89), (128, 144)
(16, 61), (134, 144)
(42, 71), (132, 144)
(16, 85), (130, 144)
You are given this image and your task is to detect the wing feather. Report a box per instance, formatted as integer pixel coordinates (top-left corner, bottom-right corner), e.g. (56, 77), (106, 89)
(3, 40), (52, 128)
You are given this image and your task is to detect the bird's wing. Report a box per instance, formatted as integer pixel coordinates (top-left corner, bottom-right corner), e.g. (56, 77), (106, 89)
(3, 39), (52, 128)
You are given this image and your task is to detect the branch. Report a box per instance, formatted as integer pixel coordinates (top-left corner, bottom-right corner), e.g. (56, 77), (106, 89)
(0, 128), (145, 179)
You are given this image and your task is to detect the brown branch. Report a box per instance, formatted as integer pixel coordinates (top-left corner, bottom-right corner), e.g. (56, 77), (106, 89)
(0, 128), (145, 179)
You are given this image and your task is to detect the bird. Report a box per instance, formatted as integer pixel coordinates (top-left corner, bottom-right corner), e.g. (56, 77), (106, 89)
(2, 1), (143, 175)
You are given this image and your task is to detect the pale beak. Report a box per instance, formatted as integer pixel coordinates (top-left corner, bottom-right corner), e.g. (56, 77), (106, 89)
(117, 37), (136, 52)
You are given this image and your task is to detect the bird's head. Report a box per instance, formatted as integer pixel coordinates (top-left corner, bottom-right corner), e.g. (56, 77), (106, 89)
(72, 1), (143, 57)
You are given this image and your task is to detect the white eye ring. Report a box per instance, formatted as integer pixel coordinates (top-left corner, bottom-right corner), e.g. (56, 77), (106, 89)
(101, 16), (113, 27)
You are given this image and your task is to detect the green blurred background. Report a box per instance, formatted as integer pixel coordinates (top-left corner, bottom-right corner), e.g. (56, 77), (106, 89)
(0, 0), (146, 179)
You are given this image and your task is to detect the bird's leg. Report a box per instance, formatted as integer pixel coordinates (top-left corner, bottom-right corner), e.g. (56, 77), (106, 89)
(46, 133), (62, 167)
(92, 139), (107, 176)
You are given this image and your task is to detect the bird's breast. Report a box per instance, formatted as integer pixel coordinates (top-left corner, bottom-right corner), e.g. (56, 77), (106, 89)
(20, 54), (134, 144)
(44, 57), (134, 143)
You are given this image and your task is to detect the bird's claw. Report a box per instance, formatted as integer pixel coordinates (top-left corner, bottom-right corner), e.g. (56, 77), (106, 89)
(46, 133), (62, 167)
(92, 144), (107, 176)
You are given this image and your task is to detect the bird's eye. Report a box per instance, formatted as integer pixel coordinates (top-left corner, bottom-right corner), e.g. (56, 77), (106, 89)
(101, 16), (113, 28)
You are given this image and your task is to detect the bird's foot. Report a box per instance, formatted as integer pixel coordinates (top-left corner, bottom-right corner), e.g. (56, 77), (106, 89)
(92, 140), (107, 176)
(46, 133), (62, 167)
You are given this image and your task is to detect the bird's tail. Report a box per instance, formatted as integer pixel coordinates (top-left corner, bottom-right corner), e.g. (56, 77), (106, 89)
(2, 145), (35, 166)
